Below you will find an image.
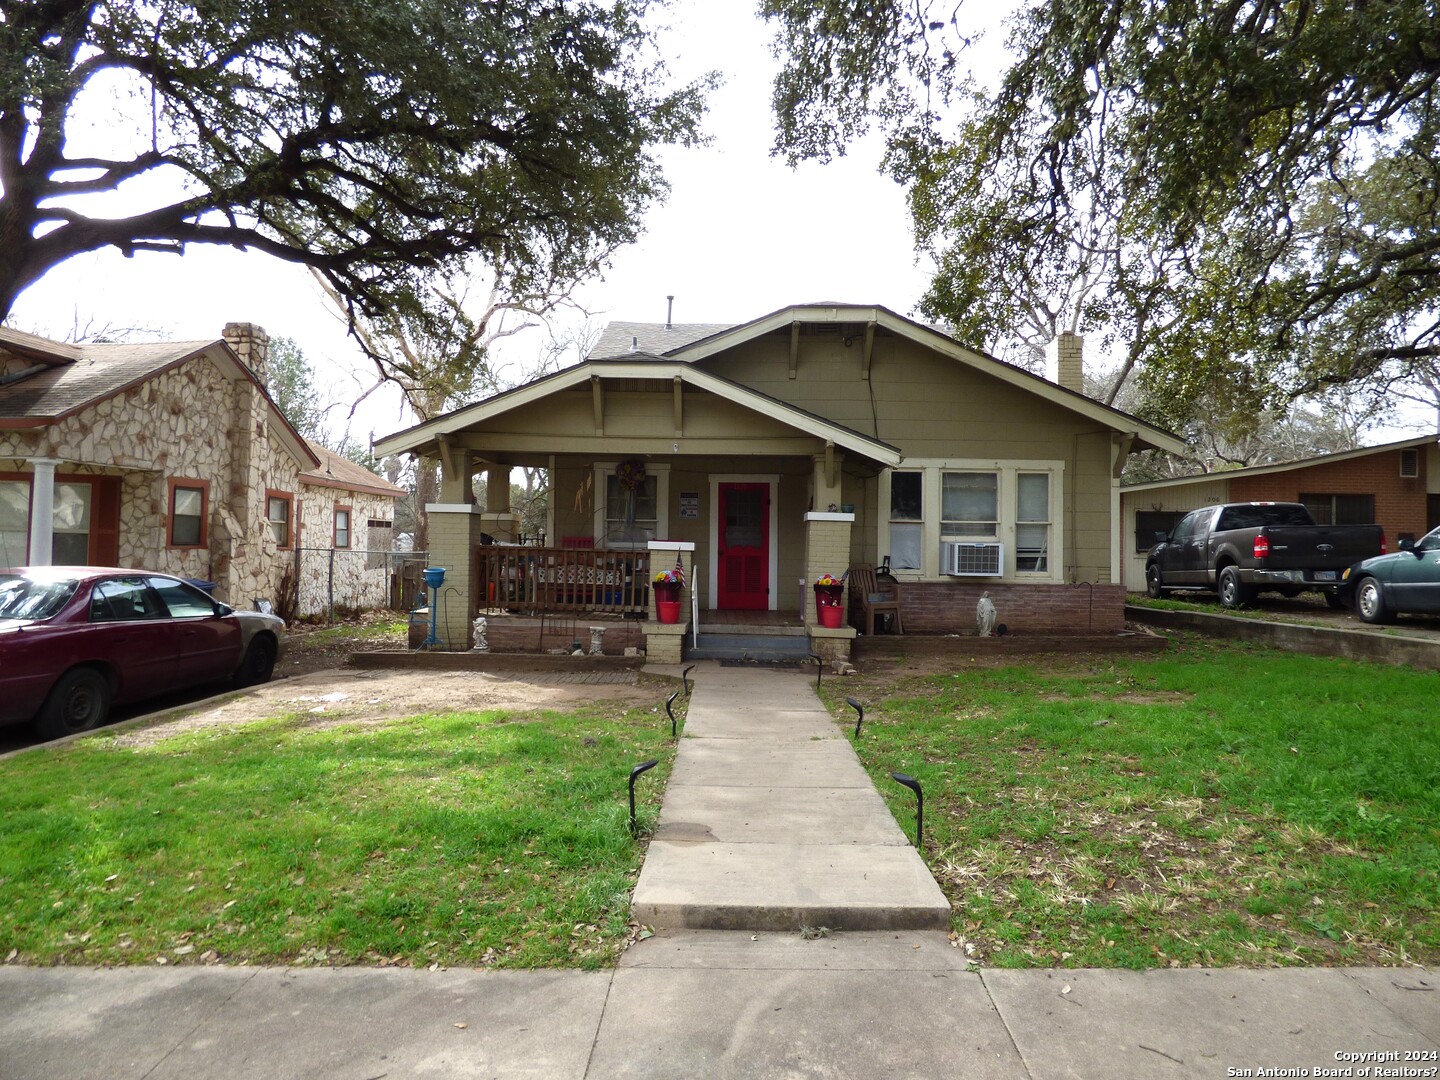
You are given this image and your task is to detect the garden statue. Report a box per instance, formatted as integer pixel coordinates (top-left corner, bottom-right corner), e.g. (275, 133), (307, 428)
(977, 592), (997, 637)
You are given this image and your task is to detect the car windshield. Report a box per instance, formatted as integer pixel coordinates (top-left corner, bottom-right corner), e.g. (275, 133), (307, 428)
(0, 573), (81, 622)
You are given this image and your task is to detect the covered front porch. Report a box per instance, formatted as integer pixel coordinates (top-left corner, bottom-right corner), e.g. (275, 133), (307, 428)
(372, 360), (902, 662)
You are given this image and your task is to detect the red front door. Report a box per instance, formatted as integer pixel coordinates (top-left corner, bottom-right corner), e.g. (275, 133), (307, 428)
(717, 483), (770, 610)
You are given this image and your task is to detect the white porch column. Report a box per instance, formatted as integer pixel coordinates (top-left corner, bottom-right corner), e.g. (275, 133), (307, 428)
(27, 458), (60, 567)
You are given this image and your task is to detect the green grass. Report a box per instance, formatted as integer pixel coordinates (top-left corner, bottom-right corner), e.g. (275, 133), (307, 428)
(299, 617), (408, 642)
(830, 639), (1440, 969)
(0, 700), (676, 969)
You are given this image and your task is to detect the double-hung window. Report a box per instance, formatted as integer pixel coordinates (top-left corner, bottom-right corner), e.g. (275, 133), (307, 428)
(888, 471), (923, 570)
(1015, 473), (1051, 572)
(267, 492), (293, 548)
(168, 479), (208, 548)
(941, 472), (998, 539)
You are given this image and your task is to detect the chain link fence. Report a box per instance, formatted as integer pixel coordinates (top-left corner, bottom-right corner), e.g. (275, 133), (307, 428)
(293, 547), (429, 620)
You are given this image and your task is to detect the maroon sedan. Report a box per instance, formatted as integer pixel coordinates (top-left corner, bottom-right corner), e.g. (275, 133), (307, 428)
(0, 567), (286, 739)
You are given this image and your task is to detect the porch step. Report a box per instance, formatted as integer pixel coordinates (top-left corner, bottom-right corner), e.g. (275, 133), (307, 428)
(684, 633), (813, 662)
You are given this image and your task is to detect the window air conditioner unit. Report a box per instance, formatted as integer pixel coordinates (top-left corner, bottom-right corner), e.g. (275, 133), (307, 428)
(1400, 448), (1420, 478)
(941, 541), (1003, 576)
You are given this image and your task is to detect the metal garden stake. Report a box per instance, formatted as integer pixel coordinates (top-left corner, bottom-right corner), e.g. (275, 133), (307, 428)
(890, 772), (924, 850)
(628, 760), (659, 837)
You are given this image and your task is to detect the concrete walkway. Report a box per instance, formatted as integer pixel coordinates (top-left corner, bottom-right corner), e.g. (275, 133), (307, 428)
(631, 663), (949, 931)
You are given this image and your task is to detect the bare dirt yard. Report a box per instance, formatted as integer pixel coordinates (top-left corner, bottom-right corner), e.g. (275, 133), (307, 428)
(111, 613), (667, 748)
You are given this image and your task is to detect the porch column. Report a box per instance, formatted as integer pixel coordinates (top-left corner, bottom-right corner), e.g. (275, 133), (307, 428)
(27, 458), (60, 566)
(482, 464), (518, 543)
(424, 502), (485, 649)
(804, 510), (857, 663)
(644, 540), (694, 665)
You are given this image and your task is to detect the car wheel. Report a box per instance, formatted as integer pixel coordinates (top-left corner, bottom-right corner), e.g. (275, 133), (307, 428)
(234, 637), (277, 687)
(34, 668), (111, 740)
(1355, 577), (1393, 624)
(1145, 564), (1165, 599)
(1218, 565), (1253, 609)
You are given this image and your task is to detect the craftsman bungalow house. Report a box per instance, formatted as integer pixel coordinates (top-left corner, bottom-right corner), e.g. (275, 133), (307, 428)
(373, 303), (1184, 661)
(0, 323), (402, 616)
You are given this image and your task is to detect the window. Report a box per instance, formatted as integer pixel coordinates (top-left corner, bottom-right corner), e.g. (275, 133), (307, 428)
(1015, 473), (1050, 572)
(51, 483), (92, 565)
(883, 462), (1062, 579)
(605, 473), (658, 547)
(333, 506), (352, 549)
(168, 479), (208, 548)
(90, 578), (165, 622)
(941, 472), (998, 538)
(1401, 448), (1420, 478)
(888, 471), (923, 570)
(148, 575), (218, 618)
(1134, 510), (1187, 554)
(0, 480), (29, 565)
(266, 492), (293, 548)
(1299, 494), (1375, 527)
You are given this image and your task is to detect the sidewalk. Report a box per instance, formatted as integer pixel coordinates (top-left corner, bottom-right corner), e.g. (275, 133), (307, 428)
(2, 944), (1434, 1079)
(2, 664), (1436, 1078)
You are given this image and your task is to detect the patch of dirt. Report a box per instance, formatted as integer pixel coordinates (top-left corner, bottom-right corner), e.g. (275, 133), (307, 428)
(112, 612), (665, 748)
(114, 667), (661, 748)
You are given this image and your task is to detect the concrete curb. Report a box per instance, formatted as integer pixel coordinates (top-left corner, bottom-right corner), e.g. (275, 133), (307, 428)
(1125, 603), (1440, 670)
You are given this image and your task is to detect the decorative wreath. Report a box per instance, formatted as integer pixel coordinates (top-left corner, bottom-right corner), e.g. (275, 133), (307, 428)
(616, 459), (646, 491)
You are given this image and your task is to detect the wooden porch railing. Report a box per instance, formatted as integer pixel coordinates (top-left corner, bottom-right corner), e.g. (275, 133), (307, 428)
(475, 545), (652, 615)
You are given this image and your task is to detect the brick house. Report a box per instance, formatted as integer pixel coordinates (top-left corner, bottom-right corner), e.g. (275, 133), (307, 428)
(0, 323), (403, 616)
(373, 303), (1185, 660)
(1119, 434), (1440, 591)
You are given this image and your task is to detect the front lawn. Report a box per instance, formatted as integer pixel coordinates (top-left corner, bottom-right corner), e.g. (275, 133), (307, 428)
(0, 698), (676, 969)
(832, 637), (1440, 968)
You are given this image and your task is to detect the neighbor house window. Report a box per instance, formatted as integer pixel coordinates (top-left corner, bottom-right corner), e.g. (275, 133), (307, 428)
(51, 482), (93, 565)
(888, 471), (923, 570)
(266, 491), (293, 548)
(0, 479), (29, 565)
(1134, 510), (1186, 554)
(167, 479), (208, 548)
(1300, 493), (1375, 526)
(333, 505), (352, 549)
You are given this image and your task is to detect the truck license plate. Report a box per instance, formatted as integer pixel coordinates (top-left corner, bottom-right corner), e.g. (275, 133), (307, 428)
(1314, 570), (1337, 581)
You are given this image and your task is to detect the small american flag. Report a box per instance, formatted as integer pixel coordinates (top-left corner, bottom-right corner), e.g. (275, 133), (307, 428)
(673, 557), (686, 588)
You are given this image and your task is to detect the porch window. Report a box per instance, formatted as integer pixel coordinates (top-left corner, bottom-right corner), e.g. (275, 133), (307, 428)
(267, 491), (293, 548)
(0, 480), (28, 565)
(888, 471), (923, 570)
(1015, 473), (1050, 572)
(604, 473), (658, 547)
(334, 506), (352, 549)
(167, 479), (208, 549)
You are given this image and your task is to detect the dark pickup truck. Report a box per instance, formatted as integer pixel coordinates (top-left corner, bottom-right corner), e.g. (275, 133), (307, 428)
(1144, 502), (1385, 609)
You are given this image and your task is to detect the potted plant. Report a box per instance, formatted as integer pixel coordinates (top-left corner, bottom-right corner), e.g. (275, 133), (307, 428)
(813, 572), (846, 627)
(653, 566), (684, 623)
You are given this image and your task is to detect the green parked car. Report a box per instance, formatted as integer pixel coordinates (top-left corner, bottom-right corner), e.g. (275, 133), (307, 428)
(1343, 526), (1440, 623)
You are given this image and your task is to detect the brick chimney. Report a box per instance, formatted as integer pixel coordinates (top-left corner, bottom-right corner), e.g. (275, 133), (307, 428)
(1046, 331), (1084, 394)
(223, 322), (270, 386)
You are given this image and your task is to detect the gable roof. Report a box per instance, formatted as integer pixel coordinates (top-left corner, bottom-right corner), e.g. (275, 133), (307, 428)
(590, 321), (734, 358)
(300, 441), (407, 498)
(590, 302), (1186, 455)
(0, 329), (320, 470)
(1122, 433), (1440, 493)
(372, 357), (905, 467)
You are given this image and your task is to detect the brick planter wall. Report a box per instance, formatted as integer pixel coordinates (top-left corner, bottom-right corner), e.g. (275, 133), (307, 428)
(881, 582), (1126, 635)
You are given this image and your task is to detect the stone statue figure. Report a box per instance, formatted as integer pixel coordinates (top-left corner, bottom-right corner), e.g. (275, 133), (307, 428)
(471, 616), (489, 652)
(976, 592), (997, 637)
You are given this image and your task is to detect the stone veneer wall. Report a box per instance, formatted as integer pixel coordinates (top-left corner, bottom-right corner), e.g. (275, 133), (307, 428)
(294, 489), (398, 616)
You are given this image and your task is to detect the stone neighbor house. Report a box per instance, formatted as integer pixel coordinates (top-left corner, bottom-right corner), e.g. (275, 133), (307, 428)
(372, 302), (1186, 662)
(1119, 434), (1440, 593)
(0, 322), (403, 616)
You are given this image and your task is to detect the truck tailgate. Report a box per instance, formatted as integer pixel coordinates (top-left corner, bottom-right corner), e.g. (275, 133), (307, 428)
(1260, 525), (1384, 571)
